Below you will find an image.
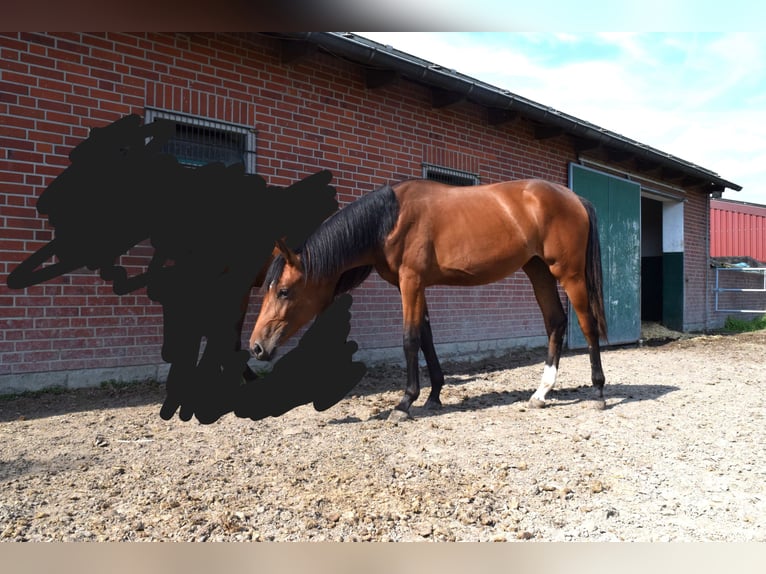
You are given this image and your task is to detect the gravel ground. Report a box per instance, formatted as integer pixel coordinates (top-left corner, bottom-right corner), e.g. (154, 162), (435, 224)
(1, 329), (764, 542)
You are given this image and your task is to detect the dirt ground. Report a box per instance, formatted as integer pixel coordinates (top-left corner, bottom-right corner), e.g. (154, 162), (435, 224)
(1, 328), (764, 542)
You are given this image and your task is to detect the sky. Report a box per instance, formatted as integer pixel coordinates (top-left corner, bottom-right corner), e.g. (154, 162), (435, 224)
(357, 32), (766, 205)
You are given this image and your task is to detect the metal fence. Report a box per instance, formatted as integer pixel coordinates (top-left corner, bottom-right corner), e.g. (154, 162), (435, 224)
(714, 267), (766, 313)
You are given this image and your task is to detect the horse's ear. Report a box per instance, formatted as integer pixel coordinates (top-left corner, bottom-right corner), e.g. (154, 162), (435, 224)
(275, 238), (301, 268)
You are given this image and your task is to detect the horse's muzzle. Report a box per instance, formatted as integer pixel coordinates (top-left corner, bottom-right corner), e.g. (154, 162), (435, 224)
(250, 342), (271, 361)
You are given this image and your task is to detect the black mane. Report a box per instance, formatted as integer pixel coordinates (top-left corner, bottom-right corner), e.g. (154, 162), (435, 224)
(263, 184), (400, 296)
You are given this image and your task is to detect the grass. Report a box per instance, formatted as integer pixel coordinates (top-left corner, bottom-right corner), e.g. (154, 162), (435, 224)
(0, 385), (69, 402)
(0, 379), (160, 401)
(98, 379), (150, 391)
(723, 314), (766, 333)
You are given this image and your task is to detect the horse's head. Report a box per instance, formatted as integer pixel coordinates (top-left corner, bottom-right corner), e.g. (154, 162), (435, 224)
(249, 239), (336, 361)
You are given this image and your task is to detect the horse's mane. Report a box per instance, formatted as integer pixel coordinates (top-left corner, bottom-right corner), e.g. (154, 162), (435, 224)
(263, 184), (400, 296)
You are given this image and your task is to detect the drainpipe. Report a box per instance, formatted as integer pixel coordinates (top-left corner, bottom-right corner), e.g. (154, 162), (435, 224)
(705, 194), (711, 332)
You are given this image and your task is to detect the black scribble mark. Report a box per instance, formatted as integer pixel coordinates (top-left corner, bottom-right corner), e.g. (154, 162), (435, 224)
(7, 114), (367, 424)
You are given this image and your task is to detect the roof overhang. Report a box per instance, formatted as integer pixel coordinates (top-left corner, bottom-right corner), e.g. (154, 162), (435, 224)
(264, 32), (742, 194)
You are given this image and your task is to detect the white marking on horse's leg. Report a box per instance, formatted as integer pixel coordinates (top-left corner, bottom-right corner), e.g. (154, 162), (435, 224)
(531, 364), (557, 403)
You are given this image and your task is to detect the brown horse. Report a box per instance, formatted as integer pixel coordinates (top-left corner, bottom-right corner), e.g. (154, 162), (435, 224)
(249, 179), (608, 419)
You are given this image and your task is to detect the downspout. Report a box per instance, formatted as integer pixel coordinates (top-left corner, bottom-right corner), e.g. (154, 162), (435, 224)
(705, 193), (711, 332)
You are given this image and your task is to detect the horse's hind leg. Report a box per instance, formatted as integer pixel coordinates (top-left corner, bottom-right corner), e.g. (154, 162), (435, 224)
(523, 257), (567, 408)
(420, 303), (445, 410)
(562, 278), (606, 410)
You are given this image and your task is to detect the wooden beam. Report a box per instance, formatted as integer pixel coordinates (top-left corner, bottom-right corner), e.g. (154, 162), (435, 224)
(431, 86), (463, 108)
(280, 39), (316, 64)
(486, 108), (518, 126)
(534, 125), (564, 140)
(571, 136), (600, 153)
(635, 158), (661, 173)
(365, 68), (399, 89)
(660, 166), (685, 182)
(681, 175), (705, 188)
(606, 148), (634, 163)
(709, 183), (725, 193)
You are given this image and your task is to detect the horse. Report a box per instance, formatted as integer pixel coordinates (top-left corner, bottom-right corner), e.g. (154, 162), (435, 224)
(249, 178), (608, 420)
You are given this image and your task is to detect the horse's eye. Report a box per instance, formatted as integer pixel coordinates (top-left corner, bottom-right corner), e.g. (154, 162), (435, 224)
(277, 288), (289, 300)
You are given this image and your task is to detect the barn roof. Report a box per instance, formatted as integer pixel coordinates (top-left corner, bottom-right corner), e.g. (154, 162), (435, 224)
(266, 32), (742, 194)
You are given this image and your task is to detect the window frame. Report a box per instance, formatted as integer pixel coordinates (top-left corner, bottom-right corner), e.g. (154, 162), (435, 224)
(422, 163), (480, 186)
(144, 108), (257, 175)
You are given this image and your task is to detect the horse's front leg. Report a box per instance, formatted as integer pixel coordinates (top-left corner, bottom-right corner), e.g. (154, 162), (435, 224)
(420, 305), (444, 410)
(235, 289), (259, 382)
(391, 273), (426, 421)
(392, 327), (421, 418)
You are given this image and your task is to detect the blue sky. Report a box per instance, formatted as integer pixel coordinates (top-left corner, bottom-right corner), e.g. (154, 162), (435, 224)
(357, 32), (766, 205)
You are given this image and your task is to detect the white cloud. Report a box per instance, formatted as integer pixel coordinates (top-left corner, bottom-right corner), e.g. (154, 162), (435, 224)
(346, 1), (766, 30)
(356, 32), (766, 203)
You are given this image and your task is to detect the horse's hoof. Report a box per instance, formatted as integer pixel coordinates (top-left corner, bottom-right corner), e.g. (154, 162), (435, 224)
(591, 399), (606, 411)
(528, 398), (546, 409)
(179, 407), (194, 422)
(388, 409), (412, 423)
(424, 398), (442, 410)
(159, 398), (180, 420)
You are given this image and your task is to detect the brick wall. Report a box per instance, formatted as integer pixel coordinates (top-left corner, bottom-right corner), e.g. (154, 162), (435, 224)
(0, 32), (607, 387)
(683, 192), (765, 332)
(683, 191), (710, 331)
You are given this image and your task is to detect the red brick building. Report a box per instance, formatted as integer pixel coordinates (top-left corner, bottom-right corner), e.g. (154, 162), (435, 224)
(708, 198), (766, 321)
(710, 198), (766, 263)
(0, 32), (741, 392)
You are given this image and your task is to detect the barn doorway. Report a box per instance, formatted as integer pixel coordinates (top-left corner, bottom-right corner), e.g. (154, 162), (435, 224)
(568, 164), (641, 348)
(641, 197), (663, 322)
(640, 193), (685, 332)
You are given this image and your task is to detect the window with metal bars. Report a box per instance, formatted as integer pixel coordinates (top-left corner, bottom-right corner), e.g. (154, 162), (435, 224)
(422, 163), (480, 186)
(144, 109), (256, 174)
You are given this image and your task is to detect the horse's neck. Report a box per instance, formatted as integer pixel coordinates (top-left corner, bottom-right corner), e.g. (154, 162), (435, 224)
(306, 231), (377, 280)
(339, 249), (376, 273)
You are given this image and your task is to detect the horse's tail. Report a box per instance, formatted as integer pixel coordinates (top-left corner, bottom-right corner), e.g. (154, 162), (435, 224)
(580, 197), (608, 343)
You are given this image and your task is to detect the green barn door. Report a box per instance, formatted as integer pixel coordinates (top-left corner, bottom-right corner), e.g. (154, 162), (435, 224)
(568, 164), (641, 348)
